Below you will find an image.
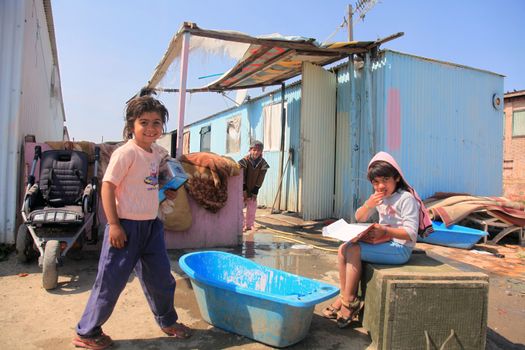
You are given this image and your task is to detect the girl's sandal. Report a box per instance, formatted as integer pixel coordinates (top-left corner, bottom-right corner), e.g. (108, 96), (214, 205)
(336, 297), (363, 329)
(161, 322), (193, 339)
(322, 294), (343, 319)
(72, 333), (113, 350)
(322, 303), (340, 319)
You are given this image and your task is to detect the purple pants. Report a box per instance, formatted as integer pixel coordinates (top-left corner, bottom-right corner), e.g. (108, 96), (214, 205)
(76, 218), (177, 337)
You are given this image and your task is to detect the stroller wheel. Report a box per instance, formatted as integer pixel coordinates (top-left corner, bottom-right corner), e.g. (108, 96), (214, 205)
(16, 225), (33, 263)
(42, 240), (60, 290)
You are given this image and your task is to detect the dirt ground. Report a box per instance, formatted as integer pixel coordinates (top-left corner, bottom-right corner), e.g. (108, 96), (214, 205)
(0, 209), (524, 349)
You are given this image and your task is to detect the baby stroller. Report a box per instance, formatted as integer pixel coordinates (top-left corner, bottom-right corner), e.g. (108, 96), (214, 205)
(16, 145), (100, 290)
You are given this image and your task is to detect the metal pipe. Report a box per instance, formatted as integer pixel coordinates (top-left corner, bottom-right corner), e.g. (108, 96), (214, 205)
(365, 52), (375, 157)
(273, 83), (287, 212)
(271, 150), (292, 214)
(349, 60), (360, 222)
(176, 32), (190, 158)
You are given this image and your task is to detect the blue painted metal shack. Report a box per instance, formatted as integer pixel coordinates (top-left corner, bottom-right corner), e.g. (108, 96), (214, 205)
(143, 24), (503, 222)
(179, 50), (504, 221)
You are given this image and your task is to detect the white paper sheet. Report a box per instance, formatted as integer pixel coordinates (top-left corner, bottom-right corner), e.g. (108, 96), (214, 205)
(322, 219), (373, 242)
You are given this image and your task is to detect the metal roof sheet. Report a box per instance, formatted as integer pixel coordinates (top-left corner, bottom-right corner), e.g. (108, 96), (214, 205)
(143, 22), (402, 94)
(504, 89), (525, 99)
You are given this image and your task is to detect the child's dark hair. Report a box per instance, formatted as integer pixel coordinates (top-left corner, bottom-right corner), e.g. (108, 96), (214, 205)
(123, 96), (169, 140)
(367, 160), (409, 192)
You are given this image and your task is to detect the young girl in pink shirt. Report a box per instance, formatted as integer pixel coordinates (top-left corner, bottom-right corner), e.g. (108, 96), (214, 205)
(73, 96), (191, 349)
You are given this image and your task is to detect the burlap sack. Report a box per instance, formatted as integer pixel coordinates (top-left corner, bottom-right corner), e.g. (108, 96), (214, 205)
(158, 186), (192, 231)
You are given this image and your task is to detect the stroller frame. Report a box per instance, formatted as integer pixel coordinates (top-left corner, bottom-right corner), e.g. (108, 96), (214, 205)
(17, 145), (100, 290)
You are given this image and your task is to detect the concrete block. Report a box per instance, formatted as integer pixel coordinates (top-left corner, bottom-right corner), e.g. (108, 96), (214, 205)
(361, 253), (488, 350)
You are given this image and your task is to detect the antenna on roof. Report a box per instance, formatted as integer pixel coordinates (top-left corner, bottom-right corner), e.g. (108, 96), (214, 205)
(334, 1), (377, 43)
(353, 0), (378, 21)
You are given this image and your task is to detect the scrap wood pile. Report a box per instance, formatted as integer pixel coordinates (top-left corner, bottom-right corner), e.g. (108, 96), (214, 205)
(425, 192), (525, 245)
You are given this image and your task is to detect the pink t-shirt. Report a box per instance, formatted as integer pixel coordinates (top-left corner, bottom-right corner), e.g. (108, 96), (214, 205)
(102, 140), (164, 220)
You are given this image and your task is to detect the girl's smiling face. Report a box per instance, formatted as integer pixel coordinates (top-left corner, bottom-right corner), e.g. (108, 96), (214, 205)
(132, 112), (163, 151)
(371, 175), (400, 198)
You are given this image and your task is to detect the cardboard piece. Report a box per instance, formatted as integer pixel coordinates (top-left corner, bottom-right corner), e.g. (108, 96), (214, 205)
(158, 159), (188, 202)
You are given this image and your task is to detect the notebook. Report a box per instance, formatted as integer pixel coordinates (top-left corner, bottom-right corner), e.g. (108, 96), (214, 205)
(322, 219), (391, 244)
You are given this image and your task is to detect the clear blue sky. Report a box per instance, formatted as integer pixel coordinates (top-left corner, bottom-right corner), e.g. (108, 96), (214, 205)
(52, 0), (525, 142)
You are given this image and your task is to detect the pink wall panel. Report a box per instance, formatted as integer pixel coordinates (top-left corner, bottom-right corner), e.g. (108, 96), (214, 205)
(387, 88), (401, 151)
(163, 174), (243, 249)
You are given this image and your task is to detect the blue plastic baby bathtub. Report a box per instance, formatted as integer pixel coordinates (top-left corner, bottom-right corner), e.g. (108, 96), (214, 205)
(179, 251), (339, 347)
(418, 221), (488, 249)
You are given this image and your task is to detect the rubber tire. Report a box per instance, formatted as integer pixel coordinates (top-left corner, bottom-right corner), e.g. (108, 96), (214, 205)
(42, 240), (60, 290)
(16, 225), (31, 263)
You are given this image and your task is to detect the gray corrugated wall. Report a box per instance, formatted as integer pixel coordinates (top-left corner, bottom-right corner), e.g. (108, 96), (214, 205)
(334, 57), (373, 222)
(342, 58), (373, 220)
(0, 0), (65, 243)
(371, 50), (503, 200)
(336, 50), (503, 219)
(0, 0), (25, 243)
(334, 63), (352, 220)
(182, 50), (504, 222)
(279, 85), (301, 212)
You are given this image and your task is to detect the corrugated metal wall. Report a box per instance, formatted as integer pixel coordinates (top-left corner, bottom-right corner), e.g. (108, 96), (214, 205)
(184, 84), (302, 210)
(0, 0), (65, 243)
(299, 62), (336, 220)
(334, 63), (351, 219)
(372, 50), (504, 199)
(245, 95), (278, 208)
(332, 57), (374, 222)
(334, 58), (373, 222)
(336, 51), (503, 217)
(0, 1), (25, 244)
(18, 0), (64, 142)
(350, 55), (376, 213)
(181, 50), (503, 222)
(281, 85), (301, 212)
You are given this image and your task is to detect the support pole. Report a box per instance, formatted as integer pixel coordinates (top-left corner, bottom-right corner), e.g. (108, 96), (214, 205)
(348, 4), (353, 41)
(348, 3), (357, 221)
(365, 52), (375, 158)
(349, 58), (359, 222)
(273, 83), (286, 213)
(176, 32), (190, 158)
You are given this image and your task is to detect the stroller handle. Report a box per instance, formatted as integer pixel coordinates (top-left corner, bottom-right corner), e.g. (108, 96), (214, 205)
(92, 146), (100, 187)
(34, 145), (41, 160)
(28, 145), (42, 186)
(94, 146), (100, 161)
